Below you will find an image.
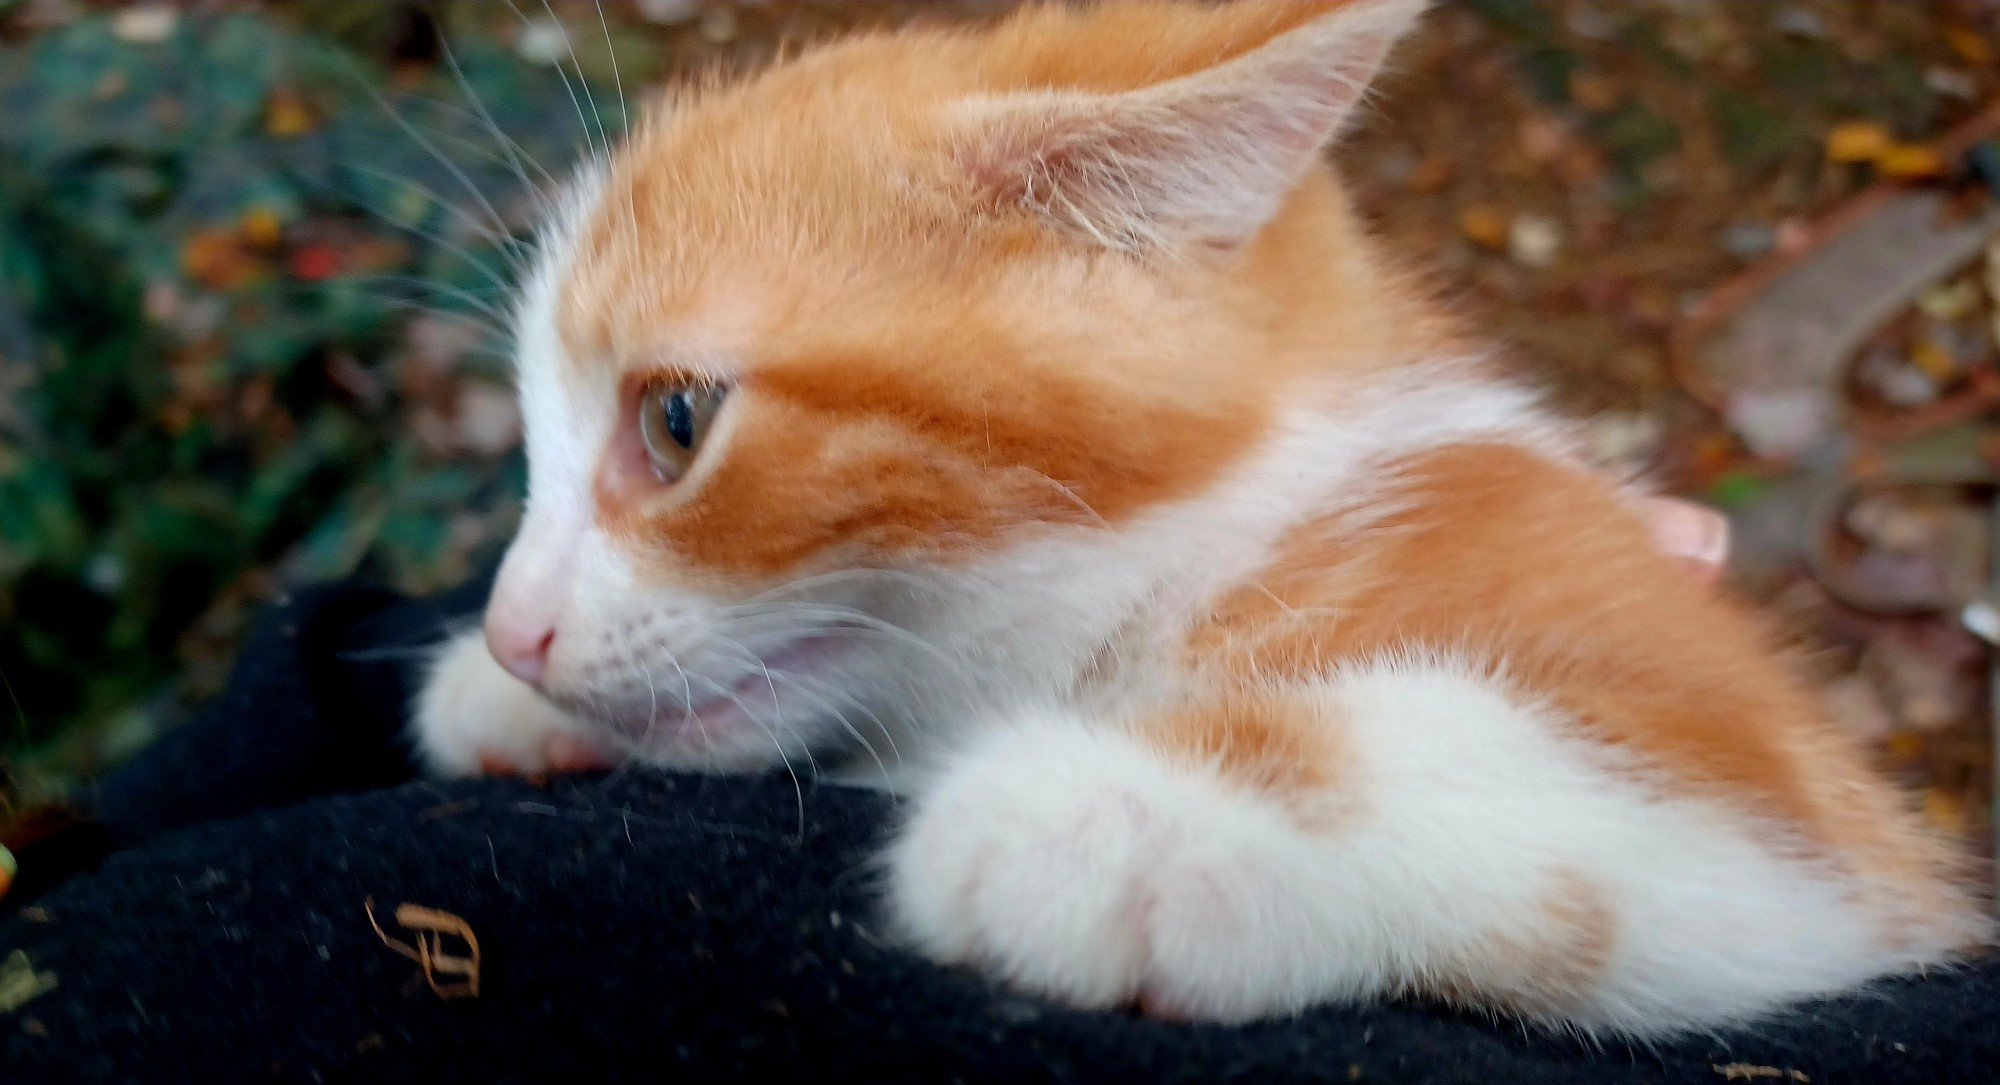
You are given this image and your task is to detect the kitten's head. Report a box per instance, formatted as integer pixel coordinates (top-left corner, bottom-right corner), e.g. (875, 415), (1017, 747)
(485, 0), (1428, 769)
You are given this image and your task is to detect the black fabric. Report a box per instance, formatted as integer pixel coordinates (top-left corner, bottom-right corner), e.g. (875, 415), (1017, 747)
(86, 566), (498, 843)
(3, 577), (1998, 1084)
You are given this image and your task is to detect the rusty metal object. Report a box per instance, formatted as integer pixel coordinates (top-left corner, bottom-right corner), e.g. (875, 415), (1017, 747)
(1672, 98), (2000, 461)
(1990, 496), (2000, 903)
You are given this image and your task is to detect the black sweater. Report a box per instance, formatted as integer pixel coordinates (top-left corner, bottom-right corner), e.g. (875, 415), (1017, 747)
(3, 572), (1995, 1084)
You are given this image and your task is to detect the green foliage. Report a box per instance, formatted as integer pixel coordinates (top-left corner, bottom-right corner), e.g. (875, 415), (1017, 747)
(0, 5), (616, 776)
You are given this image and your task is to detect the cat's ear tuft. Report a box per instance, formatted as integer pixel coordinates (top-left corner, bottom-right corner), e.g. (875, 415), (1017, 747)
(953, 0), (1427, 252)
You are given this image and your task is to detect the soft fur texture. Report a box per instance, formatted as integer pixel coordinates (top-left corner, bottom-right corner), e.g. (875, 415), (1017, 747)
(413, 0), (1987, 1036)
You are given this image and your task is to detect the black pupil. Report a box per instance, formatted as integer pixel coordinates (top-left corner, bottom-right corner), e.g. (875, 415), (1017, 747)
(664, 391), (695, 449)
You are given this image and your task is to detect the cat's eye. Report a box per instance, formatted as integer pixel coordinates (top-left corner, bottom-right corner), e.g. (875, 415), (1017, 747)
(638, 379), (730, 482)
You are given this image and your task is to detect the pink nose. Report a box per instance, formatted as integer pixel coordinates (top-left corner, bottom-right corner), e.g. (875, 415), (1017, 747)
(486, 615), (556, 687)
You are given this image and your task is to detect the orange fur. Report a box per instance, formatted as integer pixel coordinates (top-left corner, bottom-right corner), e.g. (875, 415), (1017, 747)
(442, 0), (1987, 1029)
(558, 2), (1453, 580)
(1188, 443), (1968, 915)
(557, 0), (1972, 922)
(1146, 692), (1352, 827)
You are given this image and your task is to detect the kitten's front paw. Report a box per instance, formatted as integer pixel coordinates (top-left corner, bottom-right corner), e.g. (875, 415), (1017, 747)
(414, 627), (613, 777)
(887, 720), (1322, 1022)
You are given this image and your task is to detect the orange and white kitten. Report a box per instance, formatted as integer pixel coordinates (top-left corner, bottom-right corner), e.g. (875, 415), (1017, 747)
(414, 0), (1985, 1036)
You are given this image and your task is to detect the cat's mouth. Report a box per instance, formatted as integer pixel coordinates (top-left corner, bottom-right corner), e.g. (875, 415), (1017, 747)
(618, 635), (850, 750)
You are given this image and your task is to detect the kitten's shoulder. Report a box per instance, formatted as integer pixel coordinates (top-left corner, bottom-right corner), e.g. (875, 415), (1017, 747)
(1293, 359), (1591, 497)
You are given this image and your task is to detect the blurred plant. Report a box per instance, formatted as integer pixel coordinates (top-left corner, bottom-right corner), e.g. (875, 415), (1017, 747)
(0, 2), (633, 785)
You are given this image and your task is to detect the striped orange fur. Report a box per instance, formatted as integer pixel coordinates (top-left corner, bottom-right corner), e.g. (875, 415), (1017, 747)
(414, 0), (1987, 1034)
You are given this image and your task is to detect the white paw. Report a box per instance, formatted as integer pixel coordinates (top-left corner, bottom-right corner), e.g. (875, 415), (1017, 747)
(886, 718), (1333, 1022)
(412, 627), (612, 777)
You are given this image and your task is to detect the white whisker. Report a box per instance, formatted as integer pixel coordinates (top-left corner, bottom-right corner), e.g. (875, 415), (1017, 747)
(738, 566), (948, 605)
(403, 93), (566, 195)
(591, 0), (643, 320)
(335, 274), (519, 331)
(339, 53), (518, 248)
(716, 604), (953, 663)
(333, 164), (534, 284)
(287, 167), (527, 298)
(702, 634), (900, 793)
(685, 670), (810, 841)
(434, 20), (559, 232)
(538, 0), (611, 162)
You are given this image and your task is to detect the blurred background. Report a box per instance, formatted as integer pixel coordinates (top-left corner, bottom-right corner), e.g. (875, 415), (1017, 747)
(0, 0), (1995, 889)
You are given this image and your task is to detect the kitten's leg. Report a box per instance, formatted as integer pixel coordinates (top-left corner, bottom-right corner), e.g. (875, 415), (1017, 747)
(888, 659), (1956, 1034)
(413, 627), (611, 776)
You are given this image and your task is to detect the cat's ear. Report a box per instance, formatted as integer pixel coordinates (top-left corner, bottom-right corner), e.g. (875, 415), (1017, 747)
(953, 0), (1426, 251)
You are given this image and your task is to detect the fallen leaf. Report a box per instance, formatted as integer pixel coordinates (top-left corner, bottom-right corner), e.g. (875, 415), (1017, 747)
(1909, 339), (1958, 382)
(1713, 1065), (1808, 1083)
(1885, 731), (1925, 760)
(1519, 115), (1571, 165)
(1407, 152), (1454, 194)
(286, 244), (341, 282)
(1825, 120), (1892, 164)
(366, 898), (481, 999)
(239, 207), (285, 251)
(1876, 144), (1945, 180)
(1923, 788), (1969, 835)
(1567, 70), (1620, 112)
(263, 87), (318, 138)
(1459, 205), (1509, 250)
(1945, 27), (1994, 68)
(180, 231), (263, 291)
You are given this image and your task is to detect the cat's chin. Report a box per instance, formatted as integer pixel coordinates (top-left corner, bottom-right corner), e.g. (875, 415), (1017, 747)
(587, 635), (860, 770)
